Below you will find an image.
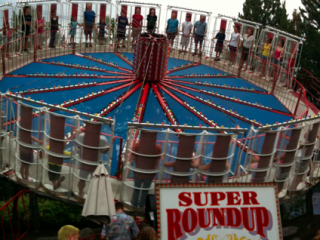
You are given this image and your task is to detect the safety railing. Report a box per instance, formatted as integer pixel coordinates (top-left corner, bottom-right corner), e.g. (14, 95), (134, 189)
(120, 122), (248, 209)
(238, 115), (320, 198)
(298, 68), (320, 106)
(0, 190), (31, 240)
(3, 92), (119, 202)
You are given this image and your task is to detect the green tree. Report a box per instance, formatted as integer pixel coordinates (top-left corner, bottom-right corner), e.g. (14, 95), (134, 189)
(238, 0), (289, 27)
(299, 0), (320, 76)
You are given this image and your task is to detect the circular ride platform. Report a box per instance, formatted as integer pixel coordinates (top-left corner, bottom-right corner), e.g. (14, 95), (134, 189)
(1, 34), (296, 178)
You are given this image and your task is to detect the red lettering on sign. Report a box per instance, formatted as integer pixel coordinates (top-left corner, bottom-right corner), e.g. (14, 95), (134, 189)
(198, 209), (211, 228)
(226, 208), (242, 228)
(209, 192), (226, 206)
(178, 192), (192, 207)
(166, 209), (183, 240)
(226, 192), (241, 205)
(193, 192), (209, 206)
(182, 208), (197, 233)
(255, 207), (270, 238)
(242, 191), (260, 205)
(242, 207), (255, 231)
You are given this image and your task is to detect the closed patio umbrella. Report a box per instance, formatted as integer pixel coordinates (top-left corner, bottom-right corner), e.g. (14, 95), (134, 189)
(81, 163), (116, 224)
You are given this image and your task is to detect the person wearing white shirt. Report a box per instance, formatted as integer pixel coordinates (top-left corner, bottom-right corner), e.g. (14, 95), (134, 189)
(179, 15), (193, 53)
(238, 28), (255, 74)
(228, 25), (240, 65)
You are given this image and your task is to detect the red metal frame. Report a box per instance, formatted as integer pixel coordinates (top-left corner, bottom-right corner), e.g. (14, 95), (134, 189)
(0, 190), (31, 240)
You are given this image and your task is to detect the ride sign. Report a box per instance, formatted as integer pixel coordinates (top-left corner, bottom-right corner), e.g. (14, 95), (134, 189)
(156, 183), (282, 240)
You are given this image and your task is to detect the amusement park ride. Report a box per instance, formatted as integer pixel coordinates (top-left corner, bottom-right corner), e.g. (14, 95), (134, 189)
(0, 0), (319, 231)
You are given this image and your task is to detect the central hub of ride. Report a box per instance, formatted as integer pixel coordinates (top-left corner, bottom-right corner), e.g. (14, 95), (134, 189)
(133, 33), (170, 82)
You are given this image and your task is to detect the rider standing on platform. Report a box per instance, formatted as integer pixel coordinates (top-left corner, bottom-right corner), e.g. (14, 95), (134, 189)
(84, 4), (96, 48)
(147, 9), (157, 34)
(193, 16), (207, 57)
(166, 12), (179, 51)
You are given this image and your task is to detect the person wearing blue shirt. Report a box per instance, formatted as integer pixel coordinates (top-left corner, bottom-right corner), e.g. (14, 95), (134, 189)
(166, 12), (179, 50)
(193, 16), (207, 57)
(84, 4), (95, 48)
(117, 11), (129, 48)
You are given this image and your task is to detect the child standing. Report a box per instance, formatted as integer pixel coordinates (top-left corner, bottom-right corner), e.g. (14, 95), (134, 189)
(98, 18), (107, 45)
(69, 16), (82, 46)
(35, 12), (44, 50)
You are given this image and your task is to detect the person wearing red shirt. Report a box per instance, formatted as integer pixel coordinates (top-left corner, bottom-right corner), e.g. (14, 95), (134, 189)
(132, 8), (143, 45)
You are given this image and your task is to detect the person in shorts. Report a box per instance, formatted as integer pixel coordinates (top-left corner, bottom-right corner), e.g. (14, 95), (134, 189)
(69, 16), (83, 46)
(238, 28), (254, 73)
(76, 130), (111, 198)
(84, 4), (96, 47)
(117, 11), (129, 48)
(21, 7), (31, 52)
(146, 9), (157, 34)
(213, 28), (225, 61)
(132, 7), (143, 46)
(166, 12), (179, 50)
(193, 16), (207, 57)
(228, 25), (240, 65)
(180, 15), (192, 53)
(257, 38), (272, 78)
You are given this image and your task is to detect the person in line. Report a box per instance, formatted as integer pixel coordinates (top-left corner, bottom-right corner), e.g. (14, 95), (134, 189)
(84, 3), (96, 48)
(69, 16), (82, 46)
(213, 28), (226, 61)
(193, 16), (207, 57)
(283, 52), (296, 88)
(58, 225), (79, 240)
(166, 12), (179, 50)
(49, 10), (59, 48)
(179, 15), (192, 53)
(270, 40), (285, 82)
(139, 226), (157, 240)
(238, 28), (255, 74)
(146, 9), (157, 34)
(132, 8), (143, 46)
(101, 202), (139, 240)
(2, 21), (20, 58)
(21, 7), (31, 52)
(77, 129), (114, 198)
(35, 12), (44, 50)
(257, 37), (272, 78)
(98, 17), (107, 45)
(117, 11), (129, 49)
(228, 25), (240, 66)
(130, 139), (162, 208)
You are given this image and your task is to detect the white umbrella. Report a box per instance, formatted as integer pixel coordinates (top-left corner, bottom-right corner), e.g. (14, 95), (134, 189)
(81, 164), (116, 224)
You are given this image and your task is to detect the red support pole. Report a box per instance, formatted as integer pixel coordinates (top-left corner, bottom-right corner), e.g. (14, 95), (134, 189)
(33, 35), (37, 62)
(294, 90), (303, 116)
(1, 47), (5, 75)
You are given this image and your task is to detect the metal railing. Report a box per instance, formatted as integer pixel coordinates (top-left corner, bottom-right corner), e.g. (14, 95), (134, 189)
(0, 190), (31, 240)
